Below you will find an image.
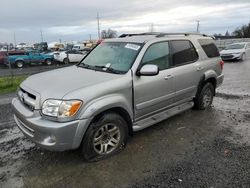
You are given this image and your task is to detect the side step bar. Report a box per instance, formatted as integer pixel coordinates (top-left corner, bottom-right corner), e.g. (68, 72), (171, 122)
(133, 101), (194, 131)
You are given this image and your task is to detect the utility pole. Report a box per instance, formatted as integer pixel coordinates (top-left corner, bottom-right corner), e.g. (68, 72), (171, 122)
(149, 23), (154, 33)
(40, 29), (44, 42)
(13, 32), (16, 48)
(97, 12), (100, 39)
(196, 20), (200, 33)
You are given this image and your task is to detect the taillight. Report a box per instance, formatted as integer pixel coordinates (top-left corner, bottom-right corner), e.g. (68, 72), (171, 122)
(219, 60), (224, 70)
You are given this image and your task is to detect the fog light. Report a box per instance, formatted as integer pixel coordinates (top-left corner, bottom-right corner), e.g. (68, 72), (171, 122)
(42, 136), (56, 146)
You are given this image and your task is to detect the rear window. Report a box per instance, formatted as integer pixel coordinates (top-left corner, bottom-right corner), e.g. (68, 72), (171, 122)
(170, 40), (198, 66)
(198, 39), (220, 58)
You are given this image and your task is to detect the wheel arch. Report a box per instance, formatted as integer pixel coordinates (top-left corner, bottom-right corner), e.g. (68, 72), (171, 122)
(196, 74), (217, 98)
(90, 107), (133, 136)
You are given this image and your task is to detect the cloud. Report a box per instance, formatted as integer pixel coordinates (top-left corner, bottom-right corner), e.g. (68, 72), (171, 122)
(0, 0), (249, 43)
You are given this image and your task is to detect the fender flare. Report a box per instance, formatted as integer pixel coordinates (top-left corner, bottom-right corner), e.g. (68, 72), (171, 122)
(79, 95), (133, 120)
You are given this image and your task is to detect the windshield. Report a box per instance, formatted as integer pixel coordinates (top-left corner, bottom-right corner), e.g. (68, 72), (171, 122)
(225, 43), (245, 50)
(79, 42), (142, 74)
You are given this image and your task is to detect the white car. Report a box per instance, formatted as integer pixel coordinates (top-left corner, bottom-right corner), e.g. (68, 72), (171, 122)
(72, 44), (86, 51)
(54, 49), (90, 64)
(220, 42), (250, 61)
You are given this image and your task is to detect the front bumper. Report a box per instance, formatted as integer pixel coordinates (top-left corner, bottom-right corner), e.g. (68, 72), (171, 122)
(221, 54), (242, 60)
(12, 97), (89, 151)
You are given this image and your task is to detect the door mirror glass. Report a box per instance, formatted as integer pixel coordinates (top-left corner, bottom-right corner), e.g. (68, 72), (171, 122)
(139, 64), (159, 76)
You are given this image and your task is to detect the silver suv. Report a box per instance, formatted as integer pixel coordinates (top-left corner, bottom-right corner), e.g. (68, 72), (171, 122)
(12, 33), (224, 161)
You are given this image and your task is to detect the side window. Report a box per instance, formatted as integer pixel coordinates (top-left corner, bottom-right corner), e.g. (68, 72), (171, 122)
(170, 40), (198, 66)
(198, 39), (220, 58)
(141, 42), (170, 71)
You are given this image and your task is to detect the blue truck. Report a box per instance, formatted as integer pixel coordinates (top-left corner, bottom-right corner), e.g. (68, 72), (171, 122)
(7, 51), (54, 68)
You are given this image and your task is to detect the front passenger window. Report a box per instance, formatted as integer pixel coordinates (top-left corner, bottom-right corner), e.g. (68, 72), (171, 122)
(141, 42), (170, 71)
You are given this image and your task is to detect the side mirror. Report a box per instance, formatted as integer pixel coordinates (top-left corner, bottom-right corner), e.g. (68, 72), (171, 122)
(138, 64), (159, 76)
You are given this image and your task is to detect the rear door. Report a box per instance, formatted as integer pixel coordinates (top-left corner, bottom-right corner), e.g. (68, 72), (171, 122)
(133, 41), (175, 120)
(169, 40), (200, 103)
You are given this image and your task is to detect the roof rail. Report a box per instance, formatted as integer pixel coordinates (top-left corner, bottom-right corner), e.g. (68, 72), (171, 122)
(155, 33), (209, 37)
(119, 32), (209, 38)
(119, 32), (162, 38)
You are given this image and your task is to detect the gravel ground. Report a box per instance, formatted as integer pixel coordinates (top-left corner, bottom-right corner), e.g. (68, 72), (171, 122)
(0, 59), (249, 188)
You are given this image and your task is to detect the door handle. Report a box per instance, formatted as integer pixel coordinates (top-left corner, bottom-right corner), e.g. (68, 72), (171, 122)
(164, 75), (173, 80)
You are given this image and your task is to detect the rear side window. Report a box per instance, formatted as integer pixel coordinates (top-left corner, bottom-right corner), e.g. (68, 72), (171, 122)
(170, 40), (198, 66)
(198, 39), (220, 58)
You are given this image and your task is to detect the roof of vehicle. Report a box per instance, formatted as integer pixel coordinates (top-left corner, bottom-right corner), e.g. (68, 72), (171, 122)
(104, 32), (213, 44)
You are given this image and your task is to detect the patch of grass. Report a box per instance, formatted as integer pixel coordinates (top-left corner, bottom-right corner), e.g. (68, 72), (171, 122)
(0, 75), (27, 94)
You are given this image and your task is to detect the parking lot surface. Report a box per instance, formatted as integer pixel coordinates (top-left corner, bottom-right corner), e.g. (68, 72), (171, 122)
(0, 60), (250, 188)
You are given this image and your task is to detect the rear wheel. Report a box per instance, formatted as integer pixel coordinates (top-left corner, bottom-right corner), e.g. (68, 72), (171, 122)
(81, 112), (128, 162)
(193, 82), (214, 110)
(15, 60), (24, 68)
(45, 59), (52, 66)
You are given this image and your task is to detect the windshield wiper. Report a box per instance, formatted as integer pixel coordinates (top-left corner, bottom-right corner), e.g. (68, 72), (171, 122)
(93, 65), (125, 74)
(77, 63), (92, 69)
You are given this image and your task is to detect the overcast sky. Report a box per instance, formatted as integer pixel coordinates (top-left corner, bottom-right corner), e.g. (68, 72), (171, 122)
(1, 0), (250, 43)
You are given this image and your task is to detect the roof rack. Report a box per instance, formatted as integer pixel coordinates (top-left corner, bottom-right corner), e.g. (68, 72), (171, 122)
(119, 32), (209, 38)
(119, 32), (162, 38)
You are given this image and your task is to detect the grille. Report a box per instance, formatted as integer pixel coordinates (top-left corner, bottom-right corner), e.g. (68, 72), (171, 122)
(18, 88), (36, 111)
(221, 55), (233, 59)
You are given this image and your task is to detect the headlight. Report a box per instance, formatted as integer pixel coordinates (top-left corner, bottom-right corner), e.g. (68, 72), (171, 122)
(42, 99), (82, 118)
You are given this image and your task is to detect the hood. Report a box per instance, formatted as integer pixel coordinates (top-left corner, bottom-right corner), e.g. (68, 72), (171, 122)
(21, 65), (122, 100)
(220, 49), (245, 55)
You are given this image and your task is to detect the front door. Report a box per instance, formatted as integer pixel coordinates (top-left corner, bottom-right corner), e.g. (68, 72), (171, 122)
(133, 41), (175, 120)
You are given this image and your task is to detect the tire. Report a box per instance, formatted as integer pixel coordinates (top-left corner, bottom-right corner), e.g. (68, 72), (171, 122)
(15, 60), (24, 68)
(45, 59), (52, 66)
(63, 58), (69, 64)
(81, 112), (128, 162)
(241, 53), (246, 61)
(193, 82), (214, 110)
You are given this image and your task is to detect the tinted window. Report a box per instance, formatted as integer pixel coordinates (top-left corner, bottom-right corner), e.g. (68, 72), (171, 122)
(170, 40), (198, 66)
(198, 39), (220, 58)
(141, 42), (170, 71)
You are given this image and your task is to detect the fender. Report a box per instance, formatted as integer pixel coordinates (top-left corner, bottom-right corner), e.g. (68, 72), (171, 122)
(15, 58), (25, 62)
(71, 94), (133, 148)
(204, 69), (217, 81)
(79, 94), (133, 120)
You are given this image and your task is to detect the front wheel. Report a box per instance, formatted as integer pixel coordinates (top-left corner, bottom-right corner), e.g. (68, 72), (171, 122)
(63, 58), (69, 64)
(241, 53), (246, 61)
(193, 82), (214, 110)
(81, 112), (128, 162)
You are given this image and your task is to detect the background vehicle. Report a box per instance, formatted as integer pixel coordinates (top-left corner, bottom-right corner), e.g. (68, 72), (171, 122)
(54, 49), (90, 64)
(72, 44), (86, 51)
(0, 52), (7, 66)
(220, 42), (250, 61)
(8, 51), (54, 68)
(12, 33), (224, 161)
(0, 51), (27, 66)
